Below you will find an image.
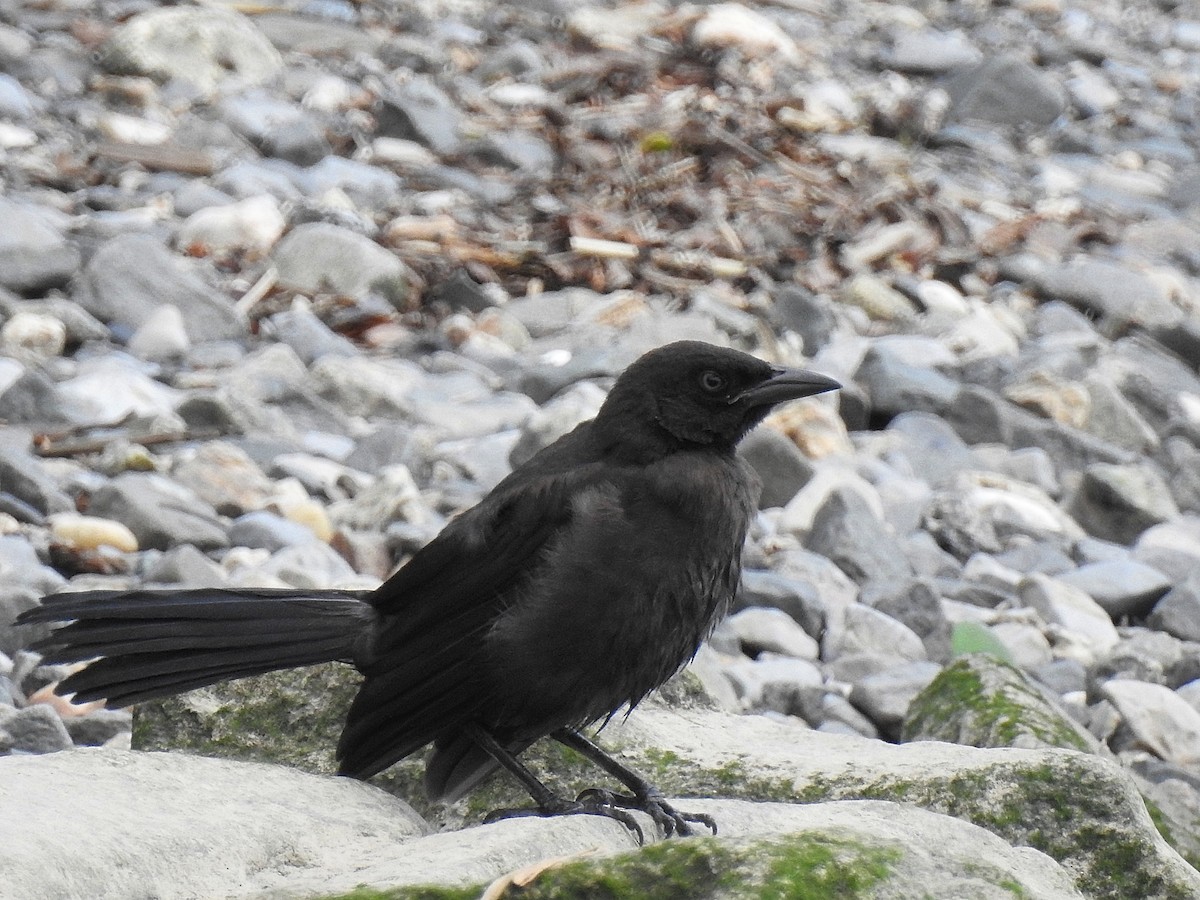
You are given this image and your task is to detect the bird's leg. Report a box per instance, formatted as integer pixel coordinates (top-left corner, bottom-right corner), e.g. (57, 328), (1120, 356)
(464, 724), (645, 843)
(553, 728), (717, 838)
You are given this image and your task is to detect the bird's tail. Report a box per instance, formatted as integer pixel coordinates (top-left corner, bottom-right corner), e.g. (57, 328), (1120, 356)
(17, 588), (375, 707)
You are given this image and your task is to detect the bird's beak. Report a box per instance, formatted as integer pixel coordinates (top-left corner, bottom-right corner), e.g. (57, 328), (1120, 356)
(736, 366), (841, 407)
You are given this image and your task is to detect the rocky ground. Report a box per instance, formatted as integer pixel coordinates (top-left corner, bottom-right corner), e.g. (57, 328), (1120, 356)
(3, 0), (1200, 896)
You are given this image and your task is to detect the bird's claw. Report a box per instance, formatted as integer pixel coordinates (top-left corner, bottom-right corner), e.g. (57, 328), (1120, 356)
(575, 787), (717, 839)
(482, 794), (645, 844)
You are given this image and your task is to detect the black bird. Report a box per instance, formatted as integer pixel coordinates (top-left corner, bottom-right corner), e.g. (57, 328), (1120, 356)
(19, 341), (839, 840)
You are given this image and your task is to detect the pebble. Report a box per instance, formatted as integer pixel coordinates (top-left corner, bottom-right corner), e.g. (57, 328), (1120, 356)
(724, 607), (819, 661)
(103, 7), (282, 92)
(126, 306), (191, 362)
(0, 198), (80, 294)
(690, 3), (801, 61)
(1019, 573), (1120, 659)
(1101, 680), (1200, 766)
(49, 514), (138, 553)
(88, 473), (228, 552)
(176, 195), (286, 257)
(74, 234), (244, 343)
(272, 223), (412, 306)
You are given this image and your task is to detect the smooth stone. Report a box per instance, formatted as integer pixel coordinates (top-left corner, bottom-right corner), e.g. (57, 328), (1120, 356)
(1057, 560), (1171, 619)
(102, 7), (282, 91)
(724, 607), (819, 660)
(1101, 680), (1200, 766)
(74, 234), (244, 342)
(272, 223), (411, 306)
(1019, 573), (1120, 660)
(0, 198), (80, 294)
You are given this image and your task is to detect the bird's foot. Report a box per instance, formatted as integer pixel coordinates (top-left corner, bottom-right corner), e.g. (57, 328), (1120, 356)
(483, 793), (646, 844)
(575, 787), (717, 839)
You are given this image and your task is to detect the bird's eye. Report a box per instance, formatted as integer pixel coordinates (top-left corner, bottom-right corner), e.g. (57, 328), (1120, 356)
(699, 370), (727, 393)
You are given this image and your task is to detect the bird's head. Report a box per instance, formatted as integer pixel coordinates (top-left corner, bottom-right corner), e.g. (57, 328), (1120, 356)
(594, 341), (840, 457)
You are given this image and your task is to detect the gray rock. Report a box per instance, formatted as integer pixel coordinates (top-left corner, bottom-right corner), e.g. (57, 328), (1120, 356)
(1070, 462), (1179, 545)
(143, 544), (227, 585)
(126, 305), (191, 361)
(272, 223), (412, 306)
(903, 654), (1099, 754)
(171, 441), (274, 517)
(1134, 517), (1200, 584)
(1083, 373), (1160, 455)
(1148, 576), (1200, 643)
(1057, 560), (1171, 620)
(406, 384), (537, 441)
(300, 157), (404, 210)
(1032, 658), (1088, 697)
(102, 7), (282, 91)
(724, 607), (819, 660)
(944, 54), (1066, 128)
(885, 411), (977, 488)
(943, 385), (1131, 474)
(472, 130), (555, 173)
(855, 342), (960, 421)
(1019, 573), (1120, 659)
(994, 541), (1074, 577)
(923, 472), (1084, 559)
(1, 746), (1095, 899)
(63, 709), (133, 746)
(735, 569), (825, 640)
(74, 234), (244, 342)
(902, 530), (963, 578)
(866, 578), (952, 662)
(229, 510), (319, 552)
(1, 591), (47, 662)
(804, 487), (913, 586)
(810, 691), (879, 739)
(1102, 679), (1200, 766)
(0, 445), (72, 515)
(253, 13), (379, 57)
(988, 621), (1053, 669)
(1163, 437), (1200, 515)
(1107, 335), (1200, 435)
(1034, 261), (1180, 335)
(377, 75), (466, 156)
(829, 604), (928, 664)
(1066, 69), (1121, 117)
(55, 356), (182, 425)
(972, 444), (1061, 498)
(1, 750), (426, 899)
(849, 660), (942, 736)
(266, 303), (359, 364)
(0, 535), (66, 595)
(251, 540), (359, 590)
(880, 29), (981, 74)
(769, 285), (835, 355)
(0, 703), (73, 753)
(310, 354), (426, 420)
(88, 473), (228, 552)
(738, 426), (813, 509)
(723, 654), (822, 711)
(0, 296), (108, 347)
(0, 199), (79, 294)
(0, 72), (35, 118)
(435, 430), (519, 493)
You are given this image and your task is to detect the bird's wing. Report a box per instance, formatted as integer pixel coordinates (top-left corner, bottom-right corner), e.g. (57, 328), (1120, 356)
(337, 456), (611, 778)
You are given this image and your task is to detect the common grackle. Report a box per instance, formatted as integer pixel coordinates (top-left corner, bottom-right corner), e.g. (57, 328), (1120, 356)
(19, 340), (839, 840)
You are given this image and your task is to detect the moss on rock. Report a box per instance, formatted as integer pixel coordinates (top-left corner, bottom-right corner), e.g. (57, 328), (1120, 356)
(901, 654), (1094, 753)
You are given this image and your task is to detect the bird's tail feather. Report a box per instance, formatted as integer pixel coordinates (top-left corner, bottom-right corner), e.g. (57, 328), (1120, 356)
(18, 588), (374, 707)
